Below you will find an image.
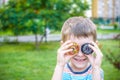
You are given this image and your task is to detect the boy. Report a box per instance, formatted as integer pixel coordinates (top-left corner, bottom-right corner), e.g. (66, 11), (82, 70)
(52, 17), (104, 80)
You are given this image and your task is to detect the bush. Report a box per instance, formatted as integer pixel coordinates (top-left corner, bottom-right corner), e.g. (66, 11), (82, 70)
(101, 40), (120, 70)
(3, 36), (19, 44)
(105, 50), (120, 69)
(113, 22), (119, 29)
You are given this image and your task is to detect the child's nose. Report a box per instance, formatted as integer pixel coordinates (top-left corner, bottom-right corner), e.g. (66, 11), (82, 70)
(77, 51), (84, 57)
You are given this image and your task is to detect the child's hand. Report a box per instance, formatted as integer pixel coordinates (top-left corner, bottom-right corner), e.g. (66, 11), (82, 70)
(56, 40), (75, 67)
(86, 41), (103, 68)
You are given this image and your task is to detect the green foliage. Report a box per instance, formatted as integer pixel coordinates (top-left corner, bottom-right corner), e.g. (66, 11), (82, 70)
(113, 22), (119, 29)
(100, 40), (120, 70)
(3, 36), (19, 44)
(0, 0), (89, 35)
(105, 51), (120, 69)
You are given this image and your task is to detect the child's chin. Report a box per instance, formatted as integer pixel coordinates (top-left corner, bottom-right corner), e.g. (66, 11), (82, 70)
(75, 64), (87, 69)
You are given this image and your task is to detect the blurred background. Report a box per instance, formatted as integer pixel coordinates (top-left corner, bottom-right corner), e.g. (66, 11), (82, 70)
(0, 0), (120, 80)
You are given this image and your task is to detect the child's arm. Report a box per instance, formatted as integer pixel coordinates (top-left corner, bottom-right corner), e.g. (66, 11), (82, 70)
(52, 65), (64, 80)
(92, 66), (103, 80)
(87, 41), (103, 80)
(52, 41), (73, 80)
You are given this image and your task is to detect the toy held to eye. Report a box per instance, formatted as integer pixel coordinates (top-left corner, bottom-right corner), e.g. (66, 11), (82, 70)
(81, 43), (93, 55)
(68, 42), (79, 55)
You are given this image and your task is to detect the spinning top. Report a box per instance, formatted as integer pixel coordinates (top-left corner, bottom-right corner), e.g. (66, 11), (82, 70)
(81, 43), (93, 55)
(68, 42), (79, 55)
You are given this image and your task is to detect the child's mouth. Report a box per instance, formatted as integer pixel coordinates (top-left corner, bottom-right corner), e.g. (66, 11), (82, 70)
(73, 57), (87, 62)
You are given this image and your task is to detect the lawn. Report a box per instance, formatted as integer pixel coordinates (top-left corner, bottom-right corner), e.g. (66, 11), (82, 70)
(0, 40), (120, 80)
(97, 29), (120, 34)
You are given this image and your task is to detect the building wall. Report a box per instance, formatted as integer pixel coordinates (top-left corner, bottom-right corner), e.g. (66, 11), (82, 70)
(92, 0), (98, 18)
(92, 0), (120, 19)
(0, 0), (9, 7)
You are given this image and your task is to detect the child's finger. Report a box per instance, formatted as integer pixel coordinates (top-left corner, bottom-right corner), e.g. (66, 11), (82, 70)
(58, 48), (73, 56)
(61, 42), (73, 50)
(61, 40), (72, 48)
(88, 43), (103, 66)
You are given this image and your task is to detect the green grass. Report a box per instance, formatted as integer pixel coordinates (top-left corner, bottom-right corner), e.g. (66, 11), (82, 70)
(97, 29), (120, 34)
(0, 40), (120, 80)
(0, 42), (59, 80)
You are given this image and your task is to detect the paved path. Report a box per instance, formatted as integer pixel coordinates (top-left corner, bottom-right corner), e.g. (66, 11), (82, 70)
(0, 33), (120, 42)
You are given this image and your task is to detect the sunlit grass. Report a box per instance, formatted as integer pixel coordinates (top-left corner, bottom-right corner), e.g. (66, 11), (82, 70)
(0, 40), (120, 80)
(97, 29), (120, 34)
(0, 42), (59, 80)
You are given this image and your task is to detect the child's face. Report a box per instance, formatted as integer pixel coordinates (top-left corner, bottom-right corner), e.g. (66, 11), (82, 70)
(70, 36), (94, 70)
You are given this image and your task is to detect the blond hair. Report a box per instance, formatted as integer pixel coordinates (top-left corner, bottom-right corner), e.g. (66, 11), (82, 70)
(61, 16), (97, 42)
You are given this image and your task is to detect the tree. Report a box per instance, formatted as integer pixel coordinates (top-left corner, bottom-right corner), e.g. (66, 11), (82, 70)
(0, 0), (89, 48)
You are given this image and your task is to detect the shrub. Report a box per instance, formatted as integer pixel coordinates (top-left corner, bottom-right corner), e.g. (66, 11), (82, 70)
(102, 40), (120, 70)
(113, 22), (119, 30)
(105, 50), (120, 69)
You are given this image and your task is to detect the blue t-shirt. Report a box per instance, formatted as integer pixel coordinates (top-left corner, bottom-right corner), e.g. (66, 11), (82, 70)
(62, 63), (104, 80)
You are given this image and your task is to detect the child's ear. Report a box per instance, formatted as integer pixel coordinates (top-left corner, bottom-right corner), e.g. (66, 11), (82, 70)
(96, 40), (102, 49)
(60, 41), (63, 45)
(95, 40), (99, 45)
